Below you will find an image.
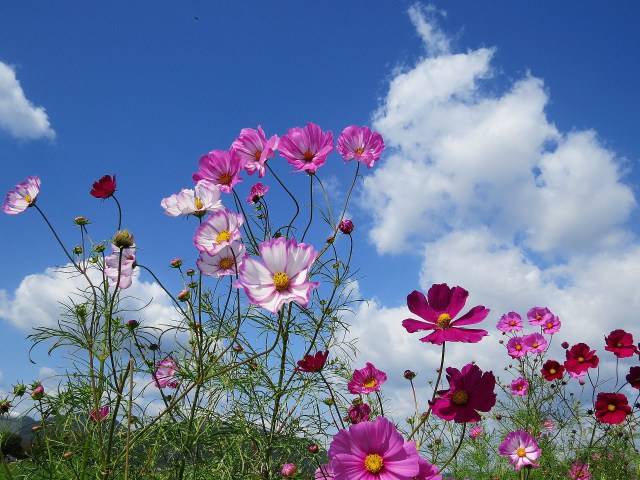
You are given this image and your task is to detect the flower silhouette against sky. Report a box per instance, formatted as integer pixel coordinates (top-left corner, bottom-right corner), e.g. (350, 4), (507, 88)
(90, 174), (116, 199)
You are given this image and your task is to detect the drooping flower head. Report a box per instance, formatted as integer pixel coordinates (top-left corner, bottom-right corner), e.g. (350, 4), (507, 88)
(236, 237), (319, 314)
(296, 350), (329, 373)
(522, 333), (547, 354)
(496, 312), (523, 333)
(510, 377), (529, 396)
(527, 306), (554, 326)
(594, 392), (632, 424)
(498, 430), (541, 471)
(196, 241), (245, 277)
(402, 284), (489, 345)
(193, 149), (245, 193)
(90, 174), (116, 199)
(153, 357), (179, 389)
(3, 176), (40, 214)
(347, 402), (371, 424)
(161, 180), (223, 218)
(541, 315), (561, 335)
(104, 243), (136, 289)
(193, 209), (244, 256)
(336, 125), (385, 168)
(348, 362), (387, 395)
(328, 416), (419, 480)
(541, 360), (565, 381)
(604, 329), (635, 358)
(88, 405), (109, 423)
(431, 363), (496, 423)
(564, 343), (599, 377)
(231, 125), (279, 177)
(246, 182), (269, 204)
(415, 457), (442, 480)
(506, 336), (527, 358)
(278, 122), (334, 173)
(469, 425), (483, 440)
(568, 462), (591, 480)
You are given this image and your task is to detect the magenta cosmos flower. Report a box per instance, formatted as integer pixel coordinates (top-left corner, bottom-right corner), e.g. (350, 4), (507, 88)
(510, 377), (529, 396)
(431, 363), (496, 423)
(90, 174), (117, 199)
(328, 416), (419, 480)
(236, 237), (319, 314)
(196, 241), (245, 278)
(281, 463), (297, 477)
(604, 329), (635, 358)
(415, 457), (441, 480)
(3, 176), (40, 215)
(161, 180), (223, 218)
(347, 403), (371, 424)
(88, 405), (109, 423)
(348, 362), (387, 395)
(193, 209), (244, 256)
(315, 463), (335, 480)
(626, 366), (640, 389)
(522, 333), (547, 354)
(278, 122), (334, 173)
(296, 350), (329, 373)
(527, 306), (553, 326)
(231, 125), (279, 177)
(193, 149), (245, 193)
(594, 392), (632, 424)
(496, 312), (522, 333)
(469, 425), (483, 440)
(402, 284), (489, 345)
(506, 337), (527, 358)
(564, 343), (599, 377)
(153, 357), (179, 389)
(337, 125), (385, 168)
(498, 430), (541, 471)
(541, 314), (561, 334)
(246, 182), (269, 204)
(568, 462), (591, 480)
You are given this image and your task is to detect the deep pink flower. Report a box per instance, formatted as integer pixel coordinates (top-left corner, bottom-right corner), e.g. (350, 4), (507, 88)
(328, 416), (419, 480)
(161, 180), (223, 217)
(522, 333), (547, 354)
(193, 209), (244, 256)
(88, 405), (109, 423)
(541, 315), (561, 335)
(104, 244), (136, 289)
(196, 242), (245, 278)
(527, 307), (553, 326)
(568, 462), (591, 480)
(626, 366), (640, 389)
(498, 430), (541, 471)
(415, 457), (442, 480)
(506, 337), (527, 358)
(338, 219), (354, 234)
(594, 392), (631, 424)
(496, 312), (523, 333)
(153, 357), (179, 389)
(3, 176), (40, 214)
(604, 329), (635, 358)
(347, 402), (371, 424)
(193, 149), (244, 193)
(278, 122), (334, 173)
(402, 284), (489, 345)
(296, 350), (329, 373)
(231, 125), (278, 177)
(564, 343), (599, 377)
(469, 425), (483, 440)
(431, 363), (496, 423)
(510, 377), (529, 396)
(348, 362), (387, 395)
(90, 174), (116, 199)
(281, 463), (297, 477)
(246, 182), (269, 203)
(336, 125), (385, 168)
(541, 360), (564, 381)
(236, 237), (319, 314)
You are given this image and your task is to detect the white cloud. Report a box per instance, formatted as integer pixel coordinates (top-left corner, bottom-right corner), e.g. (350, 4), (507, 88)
(0, 61), (55, 140)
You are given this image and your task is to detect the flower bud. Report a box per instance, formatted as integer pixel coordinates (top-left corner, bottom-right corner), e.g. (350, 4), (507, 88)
(126, 320), (139, 329)
(233, 345), (243, 353)
(31, 425), (43, 433)
(13, 384), (26, 397)
(561, 341), (570, 349)
(31, 384), (45, 400)
(403, 370), (416, 380)
(0, 402), (10, 413)
(74, 216), (90, 226)
(113, 229), (135, 248)
(177, 289), (190, 302)
(149, 343), (159, 351)
(322, 398), (334, 406)
(187, 281), (198, 289)
(186, 269), (196, 277)
(94, 243), (107, 253)
(73, 246), (83, 255)
(170, 258), (183, 268)
(308, 444), (319, 454)
(62, 452), (74, 459)
(281, 463), (297, 477)
(326, 235), (335, 244)
(338, 219), (354, 234)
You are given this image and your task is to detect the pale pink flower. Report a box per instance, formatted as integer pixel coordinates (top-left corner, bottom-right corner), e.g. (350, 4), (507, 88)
(337, 125), (385, 168)
(197, 242), (245, 277)
(3, 176), (40, 215)
(193, 209), (244, 256)
(568, 462), (591, 480)
(314, 463), (335, 479)
(522, 333), (547, 354)
(498, 430), (541, 471)
(88, 405), (109, 423)
(278, 122), (334, 173)
(246, 182), (269, 204)
(510, 377), (529, 396)
(231, 125), (279, 177)
(161, 180), (223, 217)
(104, 244), (136, 289)
(193, 149), (245, 193)
(236, 237), (319, 314)
(542, 419), (555, 431)
(153, 357), (179, 389)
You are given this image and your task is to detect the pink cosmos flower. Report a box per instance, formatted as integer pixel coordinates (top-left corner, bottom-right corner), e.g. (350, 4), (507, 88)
(498, 430), (541, 471)
(469, 425), (483, 440)
(510, 377), (529, 396)
(196, 241), (245, 277)
(328, 416), (419, 480)
(431, 363), (496, 423)
(348, 362), (387, 395)
(347, 402), (371, 424)
(193, 209), (244, 256)
(594, 392), (631, 424)
(336, 125), (385, 168)
(527, 306), (553, 326)
(415, 457), (442, 480)
(278, 122), (334, 173)
(315, 463), (335, 479)
(496, 312), (523, 333)
(3, 176), (40, 215)
(104, 244), (136, 289)
(542, 419), (555, 431)
(88, 405), (109, 423)
(296, 350), (329, 373)
(161, 180), (223, 218)
(236, 237), (319, 314)
(540, 314), (561, 334)
(564, 343), (599, 377)
(231, 125), (279, 177)
(604, 329), (635, 358)
(402, 284), (489, 345)
(193, 149), (245, 193)
(506, 336), (527, 358)
(153, 357), (179, 389)
(522, 333), (547, 354)
(246, 182), (269, 203)
(90, 174), (117, 199)
(568, 462), (591, 480)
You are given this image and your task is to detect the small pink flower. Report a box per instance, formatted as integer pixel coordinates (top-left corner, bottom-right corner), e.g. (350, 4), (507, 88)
(161, 180), (223, 218)
(153, 357), (179, 389)
(193, 209), (244, 256)
(469, 425), (483, 440)
(281, 463), (297, 477)
(197, 241), (245, 278)
(510, 377), (529, 396)
(246, 182), (269, 203)
(522, 333), (547, 354)
(527, 306), (553, 326)
(542, 419), (555, 431)
(498, 430), (541, 471)
(541, 315), (561, 334)
(348, 362), (387, 395)
(88, 405), (109, 423)
(278, 122), (334, 173)
(496, 312), (523, 332)
(506, 337), (527, 358)
(568, 462), (591, 480)
(3, 176), (40, 215)
(231, 125), (279, 177)
(193, 149), (245, 193)
(336, 125), (385, 168)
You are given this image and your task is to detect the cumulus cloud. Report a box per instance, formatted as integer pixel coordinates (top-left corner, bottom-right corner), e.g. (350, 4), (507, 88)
(0, 61), (55, 140)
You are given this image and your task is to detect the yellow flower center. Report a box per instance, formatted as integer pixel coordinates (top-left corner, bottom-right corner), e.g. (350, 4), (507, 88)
(546, 322), (553, 328)
(219, 173), (233, 185)
(253, 150), (263, 161)
(215, 230), (231, 243)
(549, 368), (556, 374)
(452, 390), (469, 406)
(355, 147), (364, 155)
(608, 404), (616, 412)
(617, 342), (623, 348)
(23, 195), (32, 204)
(303, 150), (314, 161)
(273, 272), (290, 291)
(219, 258), (234, 270)
(509, 320), (516, 326)
(515, 344), (522, 351)
(364, 454), (384, 474)
(532, 342), (539, 348)
(363, 378), (377, 388)
(536, 314), (542, 320)
(578, 357), (584, 363)
(195, 197), (204, 210)
(437, 313), (451, 329)
(516, 448), (526, 458)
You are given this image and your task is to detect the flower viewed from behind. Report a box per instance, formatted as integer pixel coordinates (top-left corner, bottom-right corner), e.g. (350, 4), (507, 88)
(431, 363), (496, 423)
(604, 329), (635, 358)
(527, 306), (553, 326)
(469, 425), (483, 440)
(402, 284), (489, 345)
(193, 209), (244, 256)
(415, 457), (442, 480)
(568, 462), (591, 480)
(153, 357), (179, 389)
(193, 149), (245, 193)
(296, 350), (329, 373)
(496, 312), (522, 332)
(541, 360), (565, 381)
(348, 362), (387, 395)
(231, 125), (279, 177)
(347, 402), (371, 424)
(246, 182), (269, 204)
(278, 122), (334, 173)
(522, 333), (547, 354)
(104, 244), (136, 289)
(498, 430), (541, 471)
(506, 336), (527, 358)
(510, 377), (529, 396)
(88, 405), (109, 423)
(236, 237), (319, 314)
(336, 125), (385, 168)
(161, 180), (223, 218)
(197, 242), (245, 278)
(90, 174), (116, 199)
(564, 343), (599, 377)
(3, 176), (41, 214)
(627, 366), (640, 389)
(594, 392), (632, 424)
(328, 416), (419, 480)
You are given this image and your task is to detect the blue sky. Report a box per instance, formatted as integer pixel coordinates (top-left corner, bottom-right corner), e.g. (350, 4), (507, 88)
(1, 2), (640, 416)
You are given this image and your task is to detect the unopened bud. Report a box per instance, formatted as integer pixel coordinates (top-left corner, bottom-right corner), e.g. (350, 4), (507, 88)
(308, 444), (319, 454)
(94, 243), (107, 253)
(403, 370), (416, 380)
(73, 246), (83, 255)
(74, 216), (90, 226)
(170, 258), (183, 268)
(177, 289), (190, 302)
(113, 229), (135, 248)
(186, 269), (196, 277)
(126, 320), (139, 329)
(13, 384), (26, 397)
(338, 219), (354, 234)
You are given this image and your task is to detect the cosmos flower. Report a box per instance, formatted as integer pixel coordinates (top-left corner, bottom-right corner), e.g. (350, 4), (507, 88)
(542, 419), (555, 431)
(522, 333), (547, 354)
(431, 363), (496, 423)
(564, 343), (599, 377)
(88, 405), (109, 423)
(196, 241), (245, 277)
(348, 362), (387, 395)
(402, 284), (489, 345)
(231, 125), (279, 177)
(415, 457), (442, 480)
(527, 307), (553, 326)
(540, 360), (565, 381)
(506, 336), (527, 358)
(347, 402), (371, 424)
(604, 329), (635, 358)
(338, 219), (354, 234)
(498, 430), (541, 471)
(246, 182), (269, 203)
(31, 384), (45, 400)
(568, 462), (591, 480)
(278, 122), (334, 173)
(336, 125), (385, 168)
(161, 180), (223, 217)
(314, 463), (335, 480)
(541, 315), (561, 335)
(594, 392), (632, 424)
(193, 209), (244, 256)
(296, 350), (329, 373)
(496, 312), (523, 333)
(328, 416), (419, 480)
(510, 377), (529, 396)
(236, 237), (319, 314)
(90, 174), (116, 199)
(193, 149), (245, 193)
(3, 176), (41, 214)
(153, 357), (179, 389)
(469, 425), (483, 440)
(104, 244), (136, 289)
(626, 366), (640, 389)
